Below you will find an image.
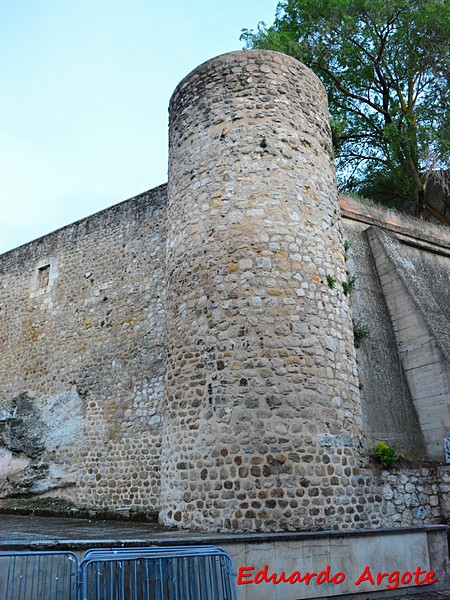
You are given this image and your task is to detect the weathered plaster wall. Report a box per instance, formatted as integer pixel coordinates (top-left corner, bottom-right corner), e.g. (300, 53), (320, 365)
(0, 186), (167, 509)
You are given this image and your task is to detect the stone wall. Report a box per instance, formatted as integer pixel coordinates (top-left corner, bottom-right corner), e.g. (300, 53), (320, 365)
(380, 467), (441, 526)
(0, 186), (167, 510)
(0, 49), (449, 535)
(161, 50), (363, 532)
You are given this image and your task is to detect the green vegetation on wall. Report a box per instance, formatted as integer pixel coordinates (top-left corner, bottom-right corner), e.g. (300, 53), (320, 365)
(242, 0), (450, 224)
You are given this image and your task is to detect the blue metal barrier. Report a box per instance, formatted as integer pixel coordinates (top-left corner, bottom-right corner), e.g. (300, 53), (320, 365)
(0, 550), (79, 600)
(79, 546), (237, 600)
(0, 545), (237, 599)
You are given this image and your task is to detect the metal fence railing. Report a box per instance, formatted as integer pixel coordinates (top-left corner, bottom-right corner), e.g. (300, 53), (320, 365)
(79, 546), (238, 600)
(0, 550), (79, 600)
(0, 545), (237, 600)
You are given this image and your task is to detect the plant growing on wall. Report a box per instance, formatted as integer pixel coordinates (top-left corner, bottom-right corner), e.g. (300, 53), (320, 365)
(326, 274), (336, 289)
(353, 320), (370, 346)
(374, 441), (404, 468)
(342, 273), (357, 296)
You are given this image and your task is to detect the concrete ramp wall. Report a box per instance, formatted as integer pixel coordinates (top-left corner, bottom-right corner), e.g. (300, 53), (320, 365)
(341, 196), (450, 463)
(367, 228), (450, 461)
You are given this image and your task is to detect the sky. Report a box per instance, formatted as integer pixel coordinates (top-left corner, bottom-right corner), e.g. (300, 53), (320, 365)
(0, 0), (278, 254)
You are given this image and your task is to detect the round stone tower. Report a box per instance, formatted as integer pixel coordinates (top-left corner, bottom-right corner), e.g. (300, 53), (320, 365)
(161, 50), (362, 532)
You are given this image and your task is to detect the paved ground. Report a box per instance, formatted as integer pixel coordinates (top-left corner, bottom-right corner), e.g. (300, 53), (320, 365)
(406, 595), (450, 599)
(0, 513), (268, 551)
(380, 595), (450, 600)
(0, 513), (193, 549)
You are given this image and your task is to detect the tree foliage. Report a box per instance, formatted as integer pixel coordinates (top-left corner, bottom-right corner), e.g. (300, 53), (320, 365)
(241, 0), (450, 223)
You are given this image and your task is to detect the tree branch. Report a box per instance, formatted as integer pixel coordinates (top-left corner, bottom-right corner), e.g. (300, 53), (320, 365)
(312, 62), (392, 117)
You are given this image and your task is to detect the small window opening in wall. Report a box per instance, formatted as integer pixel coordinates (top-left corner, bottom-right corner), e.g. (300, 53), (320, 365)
(38, 264), (50, 289)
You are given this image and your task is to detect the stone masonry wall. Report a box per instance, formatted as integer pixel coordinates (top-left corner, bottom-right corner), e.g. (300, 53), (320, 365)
(0, 49), (449, 535)
(161, 50), (363, 532)
(381, 468), (442, 525)
(0, 186), (167, 511)
(305, 465), (444, 530)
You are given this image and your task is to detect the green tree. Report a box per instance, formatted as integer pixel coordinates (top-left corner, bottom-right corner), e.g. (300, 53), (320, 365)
(241, 0), (450, 224)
